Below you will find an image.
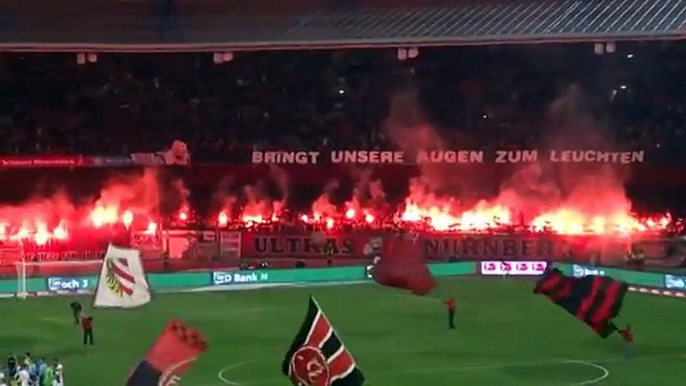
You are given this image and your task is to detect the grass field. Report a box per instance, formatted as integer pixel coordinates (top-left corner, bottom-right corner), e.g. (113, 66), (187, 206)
(2, 276), (686, 386)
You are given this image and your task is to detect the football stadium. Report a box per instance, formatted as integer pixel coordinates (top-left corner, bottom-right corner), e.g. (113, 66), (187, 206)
(4, 0), (686, 385)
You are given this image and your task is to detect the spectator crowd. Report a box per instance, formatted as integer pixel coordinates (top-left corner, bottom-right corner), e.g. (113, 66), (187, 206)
(0, 43), (686, 160)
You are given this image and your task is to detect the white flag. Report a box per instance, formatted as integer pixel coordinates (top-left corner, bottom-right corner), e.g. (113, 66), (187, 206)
(93, 244), (151, 308)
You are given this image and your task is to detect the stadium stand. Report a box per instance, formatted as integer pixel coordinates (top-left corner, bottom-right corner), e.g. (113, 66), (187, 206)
(1, 43), (686, 160)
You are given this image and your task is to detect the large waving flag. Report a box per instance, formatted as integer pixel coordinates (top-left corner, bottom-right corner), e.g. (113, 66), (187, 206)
(126, 319), (208, 385)
(371, 233), (435, 296)
(533, 268), (628, 338)
(282, 296), (365, 386)
(93, 244), (151, 308)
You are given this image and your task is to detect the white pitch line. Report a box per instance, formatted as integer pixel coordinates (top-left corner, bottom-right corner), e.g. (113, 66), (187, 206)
(217, 361), (252, 386)
(405, 352), (685, 374)
(406, 358), (610, 386)
(565, 360), (609, 386)
(159, 357), (197, 386)
(217, 353), (684, 385)
(405, 359), (560, 373)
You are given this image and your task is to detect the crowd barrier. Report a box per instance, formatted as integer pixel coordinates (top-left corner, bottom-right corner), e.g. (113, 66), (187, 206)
(2, 261), (685, 298)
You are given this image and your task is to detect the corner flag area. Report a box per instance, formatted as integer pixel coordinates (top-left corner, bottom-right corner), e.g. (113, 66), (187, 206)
(2, 277), (685, 385)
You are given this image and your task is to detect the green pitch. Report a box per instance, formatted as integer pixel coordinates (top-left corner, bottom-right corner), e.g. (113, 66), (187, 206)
(1, 277), (685, 385)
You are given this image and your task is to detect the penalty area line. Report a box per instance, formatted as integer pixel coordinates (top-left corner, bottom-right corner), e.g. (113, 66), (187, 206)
(217, 361), (252, 386)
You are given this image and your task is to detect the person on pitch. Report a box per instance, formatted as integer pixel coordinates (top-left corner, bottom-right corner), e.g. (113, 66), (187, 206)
(618, 324), (634, 359)
(6, 354), (17, 379)
(43, 359), (64, 386)
(443, 297), (457, 330)
(41, 361), (54, 386)
(69, 301), (82, 325)
(14, 366), (29, 386)
(53, 360), (64, 386)
(80, 314), (94, 346)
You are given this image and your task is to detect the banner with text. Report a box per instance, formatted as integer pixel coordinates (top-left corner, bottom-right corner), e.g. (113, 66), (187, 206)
(240, 233), (380, 260)
(479, 261), (548, 276)
(418, 233), (636, 262)
(238, 232), (657, 264)
(0, 152), (190, 169)
(236, 231), (676, 263)
(251, 149), (646, 165)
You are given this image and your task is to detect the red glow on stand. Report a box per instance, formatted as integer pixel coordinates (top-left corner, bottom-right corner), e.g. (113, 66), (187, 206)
(217, 212), (229, 227)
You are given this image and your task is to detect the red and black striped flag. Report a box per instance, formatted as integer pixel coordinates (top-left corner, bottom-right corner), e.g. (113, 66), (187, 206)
(282, 296), (365, 386)
(533, 268), (627, 338)
(126, 319), (208, 385)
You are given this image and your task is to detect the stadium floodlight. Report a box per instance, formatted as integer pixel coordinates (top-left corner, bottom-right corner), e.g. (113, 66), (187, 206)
(594, 43), (604, 55)
(213, 52), (233, 64)
(408, 47), (419, 59)
(606, 42), (616, 53)
(222, 52), (234, 62)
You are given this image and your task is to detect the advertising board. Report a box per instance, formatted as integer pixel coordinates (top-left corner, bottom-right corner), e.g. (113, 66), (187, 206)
(571, 265), (607, 278)
(563, 264), (665, 288)
(664, 274), (686, 290)
(480, 261), (547, 276)
(212, 271), (270, 285)
(7, 262), (684, 300)
(47, 277), (93, 292)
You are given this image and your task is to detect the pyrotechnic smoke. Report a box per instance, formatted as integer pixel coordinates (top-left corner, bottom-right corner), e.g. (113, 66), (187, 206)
(384, 89), (456, 191)
(369, 179), (386, 202)
(0, 191), (75, 227)
(380, 75), (659, 234)
(494, 163), (561, 221)
(174, 179), (190, 203)
(345, 168), (387, 212)
(311, 179), (339, 219)
(211, 176), (237, 216)
(383, 80), (480, 219)
(210, 165), (290, 222)
(269, 164), (290, 205)
(241, 183), (281, 221)
(494, 85), (636, 232)
(94, 169), (161, 218)
(0, 168), (163, 243)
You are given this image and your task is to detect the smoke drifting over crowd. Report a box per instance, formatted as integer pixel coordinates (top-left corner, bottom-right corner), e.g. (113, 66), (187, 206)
(0, 85), (673, 245)
(0, 169), (172, 244)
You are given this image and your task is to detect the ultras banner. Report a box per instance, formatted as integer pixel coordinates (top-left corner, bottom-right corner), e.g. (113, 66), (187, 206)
(237, 231), (670, 264)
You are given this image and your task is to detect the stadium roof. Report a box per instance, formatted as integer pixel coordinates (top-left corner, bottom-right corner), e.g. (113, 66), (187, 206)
(2, 0), (686, 52)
